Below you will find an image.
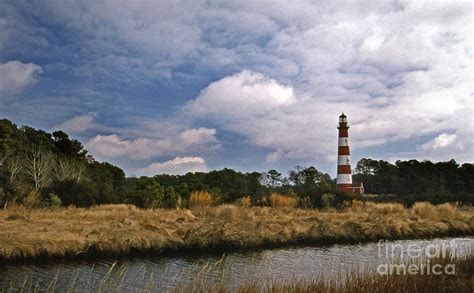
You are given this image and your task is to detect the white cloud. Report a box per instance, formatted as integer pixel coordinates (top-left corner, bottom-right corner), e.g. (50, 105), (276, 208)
(360, 33), (385, 52)
(137, 156), (207, 176)
(58, 112), (97, 132)
(416, 131), (471, 162)
(86, 127), (219, 160)
(184, 70), (295, 118)
(419, 133), (460, 151)
(0, 60), (42, 96)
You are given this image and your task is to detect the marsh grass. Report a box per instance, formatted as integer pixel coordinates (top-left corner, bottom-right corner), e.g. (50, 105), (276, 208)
(269, 193), (297, 208)
(237, 196), (252, 208)
(4, 203), (30, 221)
(0, 202), (472, 262)
(188, 191), (213, 209)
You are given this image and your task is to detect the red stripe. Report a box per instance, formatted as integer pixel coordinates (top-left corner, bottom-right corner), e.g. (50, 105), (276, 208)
(336, 184), (353, 194)
(337, 165), (351, 174)
(338, 146), (350, 155)
(338, 129), (348, 137)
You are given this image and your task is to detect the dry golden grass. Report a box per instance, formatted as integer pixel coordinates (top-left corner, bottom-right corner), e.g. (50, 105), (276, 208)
(176, 196), (185, 210)
(188, 190), (213, 209)
(299, 196), (312, 209)
(412, 202), (437, 219)
(0, 202), (472, 262)
(237, 196), (252, 207)
(348, 200), (406, 215)
(23, 190), (40, 209)
(269, 193), (297, 208)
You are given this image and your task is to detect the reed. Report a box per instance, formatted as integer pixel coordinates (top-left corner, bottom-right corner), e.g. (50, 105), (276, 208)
(2, 249), (472, 292)
(188, 190), (213, 209)
(239, 251), (474, 293)
(348, 200), (407, 215)
(269, 193), (297, 208)
(412, 202), (438, 219)
(237, 196), (252, 207)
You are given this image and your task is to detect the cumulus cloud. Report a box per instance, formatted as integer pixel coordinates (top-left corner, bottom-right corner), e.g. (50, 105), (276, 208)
(86, 127), (219, 160)
(185, 70), (295, 117)
(137, 156), (208, 176)
(0, 60), (42, 96)
(58, 112), (97, 133)
(419, 133), (461, 151)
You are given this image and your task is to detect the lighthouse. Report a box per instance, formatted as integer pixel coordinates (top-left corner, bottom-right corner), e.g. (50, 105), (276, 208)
(336, 113), (364, 195)
(336, 113), (353, 193)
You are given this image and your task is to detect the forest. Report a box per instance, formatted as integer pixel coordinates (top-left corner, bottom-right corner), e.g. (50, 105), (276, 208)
(0, 118), (473, 209)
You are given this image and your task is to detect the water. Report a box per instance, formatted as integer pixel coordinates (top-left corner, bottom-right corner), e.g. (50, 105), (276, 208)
(1, 237), (472, 291)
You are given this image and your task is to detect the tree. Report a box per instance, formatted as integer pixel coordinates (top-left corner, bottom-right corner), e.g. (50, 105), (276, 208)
(0, 150), (7, 167)
(247, 171), (264, 202)
(87, 161), (126, 203)
(161, 186), (179, 208)
(355, 158), (379, 175)
(4, 155), (23, 182)
(353, 159), (397, 194)
(21, 126), (55, 151)
(45, 180), (97, 207)
(204, 168), (249, 202)
(127, 177), (165, 208)
(288, 165), (305, 187)
(321, 193), (336, 208)
(54, 156), (87, 182)
(0, 119), (26, 160)
(24, 145), (54, 190)
(264, 169), (283, 188)
(52, 130), (88, 160)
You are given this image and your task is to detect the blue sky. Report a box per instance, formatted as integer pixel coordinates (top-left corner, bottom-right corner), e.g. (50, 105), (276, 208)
(0, 0), (472, 177)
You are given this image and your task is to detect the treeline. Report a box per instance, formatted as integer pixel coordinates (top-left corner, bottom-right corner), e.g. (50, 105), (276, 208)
(124, 165), (343, 209)
(0, 119), (126, 207)
(0, 118), (472, 209)
(0, 118), (343, 209)
(353, 158), (474, 205)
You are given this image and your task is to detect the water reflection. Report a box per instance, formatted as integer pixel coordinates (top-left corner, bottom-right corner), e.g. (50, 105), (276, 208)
(1, 237), (472, 291)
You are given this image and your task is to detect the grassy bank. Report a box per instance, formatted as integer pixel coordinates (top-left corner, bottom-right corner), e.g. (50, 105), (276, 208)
(0, 202), (473, 262)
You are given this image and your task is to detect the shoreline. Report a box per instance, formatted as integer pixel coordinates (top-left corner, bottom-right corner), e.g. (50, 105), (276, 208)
(1, 203), (473, 264)
(3, 233), (472, 266)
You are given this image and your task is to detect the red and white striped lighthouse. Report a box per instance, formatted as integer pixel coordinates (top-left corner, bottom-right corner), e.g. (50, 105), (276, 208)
(336, 113), (352, 193)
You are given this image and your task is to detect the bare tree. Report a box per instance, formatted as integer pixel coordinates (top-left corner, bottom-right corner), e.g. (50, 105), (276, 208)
(24, 145), (54, 190)
(54, 156), (87, 182)
(5, 155), (23, 182)
(0, 150), (9, 167)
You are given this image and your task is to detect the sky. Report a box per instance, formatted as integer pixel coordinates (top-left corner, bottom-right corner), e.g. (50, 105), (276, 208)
(0, 0), (472, 177)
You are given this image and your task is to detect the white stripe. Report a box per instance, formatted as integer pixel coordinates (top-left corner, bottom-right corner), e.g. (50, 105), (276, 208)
(338, 137), (349, 146)
(338, 155), (351, 165)
(337, 174), (352, 184)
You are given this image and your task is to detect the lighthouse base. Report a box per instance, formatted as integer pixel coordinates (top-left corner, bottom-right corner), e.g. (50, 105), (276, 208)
(336, 184), (353, 194)
(337, 183), (364, 195)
